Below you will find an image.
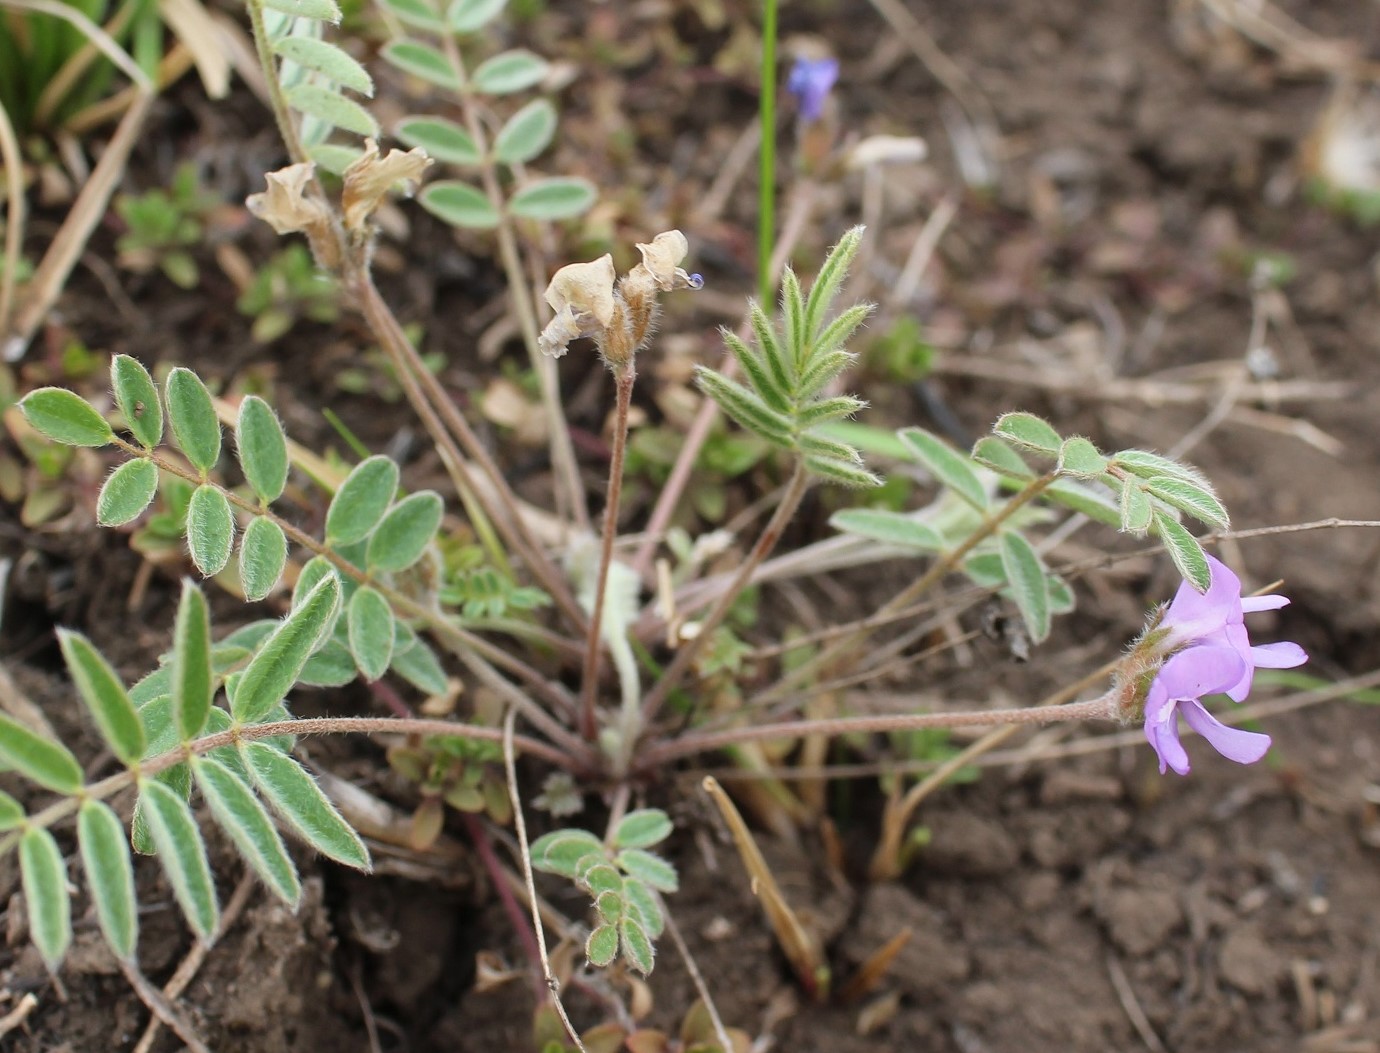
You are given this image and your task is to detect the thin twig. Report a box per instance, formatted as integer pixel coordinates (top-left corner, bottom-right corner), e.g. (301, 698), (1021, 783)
(119, 958), (213, 1053)
(1106, 950), (1166, 1052)
(0, 98), (24, 342)
(662, 906), (738, 1053)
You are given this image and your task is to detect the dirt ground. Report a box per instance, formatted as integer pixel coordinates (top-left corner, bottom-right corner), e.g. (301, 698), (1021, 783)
(4, 0), (1380, 1050)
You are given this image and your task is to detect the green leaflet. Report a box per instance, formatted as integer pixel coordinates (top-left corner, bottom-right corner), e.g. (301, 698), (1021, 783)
(829, 508), (945, 551)
(78, 800), (139, 959)
(998, 531), (1051, 644)
(233, 574), (341, 723)
(1151, 508), (1211, 592)
(271, 36), (373, 96)
(57, 629), (146, 766)
(172, 580), (213, 739)
(390, 634), (448, 695)
(164, 368), (222, 473)
(0, 789), (24, 830)
(619, 917), (654, 974)
(897, 427), (988, 511)
(420, 180), (500, 229)
(262, 0), (342, 21)
(586, 923), (617, 967)
(448, 0), (505, 31)
(529, 829), (604, 877)
(235, 395), (289, 504)
(0, 713), (84, 793)
(993, 411), (1061, 454)
(471, 49), (547, 94)
(1056, 436), (1107, 478)
(241, 742), (371, 870)
(614, 848), (678, 893)
(239, 516), (288, 602)
(507, 177), (596, 221)
(97, 458), (159, 526)
(193, 757), (301, 907)
(21, 827), (72, 969)
(325, 455), (399, 545)
(382, 40), (460, 90)
(612, 809), (672, 850)
(284, 83), (379, 138)
(347, 586), (394, 681)
(186, 484), (235, 576)
(971, 436), (1035, 479)
(139, 778), (220, 940)
(395, 116), (480, 165)
(19, 388), (113, 447)
(111, 355), (163, 448)
(366, 491), (443, 573)
(493, 99), (556, 164)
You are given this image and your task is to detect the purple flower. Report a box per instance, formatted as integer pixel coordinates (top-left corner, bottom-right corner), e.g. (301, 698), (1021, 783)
(1145, 555), (1307, 775)
(787, 57), (839, 124)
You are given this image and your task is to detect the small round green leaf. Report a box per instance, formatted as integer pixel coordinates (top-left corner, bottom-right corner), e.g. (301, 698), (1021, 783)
(619, 917), (654, 974)
(493, 99), (556, 165)
(993, 412), (1062, 455)
(615, 848), (678, 893)
(187, 484), (235, 576)
(508, 177), (597, 221)
(300, 637), (358, 687)
(325, 455), (399, 545)
(448, 0), (505, 31)
(235, 396), (289, 504)
(242, 743), (371, 869)
(395, 116), (480, 165)
(78, 800), (138, 960)
(381, 40), (460, 89)
(1057, 437), (1108, 479)
(366, 491), (443, 573)
(420, 180), (500, 229)
(111, 354), (163, 448)
(58, 629), (146, 766)
(471, 49), (548, 94)
(139, 778), (220, 940)
(586, 923), (618, 968)
(308, 143), (364, 176)
(239, 516), (288, 602)
(530, 829), (605, 877)
(613, 809), (673, 850)
(233, 574), (342, 723)
(284, 83), (379, 137)
(20, 387), (112, 447)
(164, 368), (221, 473)
(971, 436), (1035, 480)
(172, 580), (213, 740)
(97, 458), (158, 526)
(21, 827), (72, 970)
(347, 585), (394, 681)
(194, 757), (301, 907)
(271, 36), (373, 96)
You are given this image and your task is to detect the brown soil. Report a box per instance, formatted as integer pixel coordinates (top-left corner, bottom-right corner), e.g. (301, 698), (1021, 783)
(4, 0), (1380, 1051)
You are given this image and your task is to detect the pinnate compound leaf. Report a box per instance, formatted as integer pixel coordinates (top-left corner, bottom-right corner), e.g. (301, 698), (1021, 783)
(187, 484), (235, 576)
(366, 491), (443, 573)
(971, 436), (1035, 480)
(97, 458), (158, 526)
(326, 455), (399, 545)
(507, 177), (596, 220)
(530, 829), (605, 877)
(58, 630), (145, 766)
(419, 180), (499, 229)
(1056, 437), (1107, 479)
(471, 49), (547, 94)
(613, 809), (672, 850)
(271, 37), (372, 95)
(620, 917), (654, 974)
(1144, 476), (1230, 529)
(239, 517), (288, 602)
(829, 508), (945, 551)
(586, 923), (618, 968)
(1151, 509), (1211, 592)
(172, 580), (213, 739)
(242, 743), (371, 869)
(111, 354), (163, 448)
(262, 0), (341, 21)
(347, 586), (394, 681)
(284, 83), (379, 137)
(897, 427), (988, 510)
(993, 412), (1061, 454)
(998, 531), (1051, 644)
(382, 40), (460, 89)
(20, 388), (112, 447)
(0, 790), (24, 830)
(194, 757), (301, 907)
(165, 368), (221, 472)
(235, 396), (289, 504)
(233, 575), (341, 722)
(448, 0), (504, 30)
(0, 714), (84, 792)
(21, 828), (71, 969)
(395, 117), (479, 165)
(493, 99), (557, 164)
(140, 778), (220, 939)
(616, 848), (678, 893)
(78, 800), (138, 959)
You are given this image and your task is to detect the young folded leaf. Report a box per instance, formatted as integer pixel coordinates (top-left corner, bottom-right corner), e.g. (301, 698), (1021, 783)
(172, 580), (213, 740)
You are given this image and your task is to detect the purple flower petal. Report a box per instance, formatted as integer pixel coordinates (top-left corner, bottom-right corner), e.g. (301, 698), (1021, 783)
(1250, 641), (1308, 668)
(786, 57), (839, 124)
(1180, 700), (1272, 765)
(1163, 555), (1242, 641)
(1154, 645), (1247, 702)
(1240, 594), (1289, 613)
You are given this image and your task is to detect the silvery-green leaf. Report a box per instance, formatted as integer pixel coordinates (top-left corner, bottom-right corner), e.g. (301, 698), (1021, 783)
(78, 800), (138, 959)
(615, 848), (678, 892)
(307, 144), (364, 177)
(390, 635), (448, 694)
(242, 743), (370, 869)
(530, 829), (604, 877)
(111, 354), (162, 448)
(293, 556), (339, 609)
(347, 585), (393, 681)
(21, 827), (71, 969)
(382, 40), (460, 89)
(993, 412), (1061, 454)
(803, 453), (882, 488)
(1151, 508), (1211, 592)
(829, 508), (945, 551)
(808, 302), (872, 362)
(448, 0), (504, 31)
(622, 877), (664, 938)
(1113, 449), (1213, 489)
(0, 790), (24, 830)
(284, 84), (379, 137)
(20, 387), (112, 447)
(172, 580), (213, 739)
(187, 484), (235, 576)
(262, 0), (341, 21)
(366, 491), (443, 573)
(233, 575), (341, 722)
(419, 180), (499, 228)
(97, 458), (158, 527)
(375, 0), (442, 29)
(58, 629), (145, 766)
(235, 396), (289, 504)
(395, 116), (480, 165)
(239, 517), (288, 602)
(0, 714), (83, 793)
(1119, 478), (1153, 534)
(694, 368), (793, 447)
(795, 396), (865, 428)
(613, 809), (672, 850)
(194, 757), (301, 907)
(1056, 436), (1106, 479)
(586, 923), (617, 967)
(723, 329), (788, 413)
(507, 177), (596, 220)
(326, 455), (399, 545)
(140, 778), (220, 940)
(493, 99), (556, 164)
(963, 552), (1006, 587)
(971, 436), (1035, 480)
(164, 368), (221, 472)
(471, 49), (547, 94)
(620, 916), (654, 974)
(897, 427), (988, 511)
(1047, 572), (1075, 614)
(1144, 476), (1230, 530)
(299, 637), (358, 687)
(998, 531), (1050, 643)
(803, 226), (863, 340)
(272, 37), (373, 95)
